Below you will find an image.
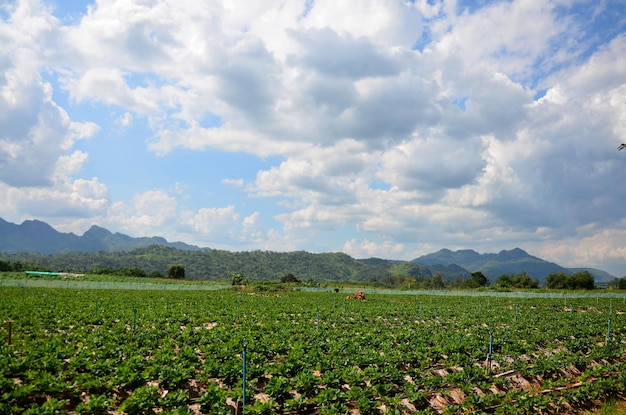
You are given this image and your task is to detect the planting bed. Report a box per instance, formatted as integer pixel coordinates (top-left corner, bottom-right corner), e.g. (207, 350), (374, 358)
(0, 286), (625, 414)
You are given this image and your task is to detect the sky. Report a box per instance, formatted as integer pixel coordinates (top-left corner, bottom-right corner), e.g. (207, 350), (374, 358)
(1, 0), (626, 276)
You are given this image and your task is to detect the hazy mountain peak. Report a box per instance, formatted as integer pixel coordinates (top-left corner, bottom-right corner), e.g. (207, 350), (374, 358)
(0, 218), (202, 253)
(84, 225), (113, 237)
(496, 247), (530, 259)
(21, 219), (55, 230)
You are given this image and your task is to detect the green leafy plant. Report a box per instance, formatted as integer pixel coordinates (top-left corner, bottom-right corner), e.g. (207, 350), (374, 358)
(119, 386), (159, 415)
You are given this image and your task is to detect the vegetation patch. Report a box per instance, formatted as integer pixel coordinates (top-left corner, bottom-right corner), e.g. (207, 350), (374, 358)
(0, 283), (625, 414)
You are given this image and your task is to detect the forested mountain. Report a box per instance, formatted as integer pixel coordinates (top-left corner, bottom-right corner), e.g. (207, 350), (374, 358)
(0, 246), (394, 282)
(0, 218), (615, 283)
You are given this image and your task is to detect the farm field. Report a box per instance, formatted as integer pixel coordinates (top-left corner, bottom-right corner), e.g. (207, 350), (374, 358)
(1, 286), (625, 414)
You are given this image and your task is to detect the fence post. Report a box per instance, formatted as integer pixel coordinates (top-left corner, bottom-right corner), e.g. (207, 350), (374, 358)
(242, 342), (247, 413)
(487, 332), (493, 373)
(317, 308), (320, 330)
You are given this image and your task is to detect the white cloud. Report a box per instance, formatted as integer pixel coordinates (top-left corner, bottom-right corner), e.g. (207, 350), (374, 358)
(71, 120), (100, 139)
(54, 150), (89, 178)
(187, 206), (240, 240)
(222, 178), (244, 187)
(67, 67), (163, 115)
(240, 211), (265, 244)
(104, 189), (177, 236)
(377, 134), (484, 193)
(171, 181), (187, 196)
(2, 0), (626, 275)
(133, 190), (176, 220)
(0, 1), (97, 189)
(0, 70), (75, 186)
(302, 0), (424, 47)
(343, 238), (405, 259)
(0, 176), (109, 220)
(521, 221), (626, 277)
(117, 111), (133, 126)
(431, 1), (571, 80)
(287, 28), (401, 79)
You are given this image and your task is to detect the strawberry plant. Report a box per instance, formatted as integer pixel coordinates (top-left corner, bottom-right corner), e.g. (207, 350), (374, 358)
(0, 286), (625, 414)
(119, 385), (159, 415)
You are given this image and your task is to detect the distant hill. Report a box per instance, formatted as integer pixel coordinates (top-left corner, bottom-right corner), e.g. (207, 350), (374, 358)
(0, 246), (395, 282)
(412, 248), (614, 284)
(0, 218), (615, 284)
(0, 218), (202, 253)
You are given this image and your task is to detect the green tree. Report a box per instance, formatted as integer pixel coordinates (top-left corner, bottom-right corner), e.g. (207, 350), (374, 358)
(0, 260), (13, 272)
(496, 272), (538, 288)
(167, 264), (185, 279)
(280, 273), (300, 283)
(569, 270), (595, 290)
(495, 274), (513, 288)
(231, 272), (248, 285)
(463, 271), (489, 288)
(546, 271), (594, 290)
(431, 273), (445, 288)
(618, 277), (626, 290)
(511, 272), (539, 288)
(546, 272), (568, 289)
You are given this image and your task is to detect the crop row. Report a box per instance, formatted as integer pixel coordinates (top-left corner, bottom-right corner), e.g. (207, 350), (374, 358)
(0, 287), (625, 414)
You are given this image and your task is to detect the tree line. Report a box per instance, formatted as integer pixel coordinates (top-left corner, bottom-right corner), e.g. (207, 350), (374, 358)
(0, 246), (612, 290)
(0, 258), (185, 279)
(380, 270), (598, 290)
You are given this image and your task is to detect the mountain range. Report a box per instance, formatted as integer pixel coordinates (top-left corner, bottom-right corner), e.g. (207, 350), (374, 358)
(0, 218), (616, 283)
(412, 248), (615, 284)
(0, 218), (201, 253)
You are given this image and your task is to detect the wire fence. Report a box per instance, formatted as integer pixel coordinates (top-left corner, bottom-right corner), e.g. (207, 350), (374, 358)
(1, 279), (625, 299)
(296, 286), (626, 299)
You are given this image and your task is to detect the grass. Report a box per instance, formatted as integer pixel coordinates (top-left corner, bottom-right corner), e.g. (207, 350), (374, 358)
(592, 399), (626, 415)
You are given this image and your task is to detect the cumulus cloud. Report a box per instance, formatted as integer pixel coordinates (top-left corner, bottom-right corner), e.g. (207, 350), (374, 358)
(302, 0), (424, 47)
(2, 0), (626, 275)
(185, 206), (240, 241)
(377, 134), (484, 193)
(287, 28), (401, 79)
(0, 0), (98, 198)
(250, 139), (377, 208)
(0, 176), (109, 219)
(431, 1), (571, 80)
(102, 192), (254, 248)
(0, 62), (93, 186)
(343, 238), (405, 259)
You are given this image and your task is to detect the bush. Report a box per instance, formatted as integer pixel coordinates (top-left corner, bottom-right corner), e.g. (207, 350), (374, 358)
(280, 273), (300, 283)
(546, 271), (595, 290)
(231, 272), (249, 285)
(167, 265), (185, 279)
(495, 272), (538, 288)
(148, 270), (165, 279)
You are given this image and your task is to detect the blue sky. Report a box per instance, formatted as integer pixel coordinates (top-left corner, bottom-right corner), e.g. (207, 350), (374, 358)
(1, 0), (626, 276)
